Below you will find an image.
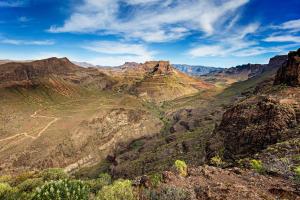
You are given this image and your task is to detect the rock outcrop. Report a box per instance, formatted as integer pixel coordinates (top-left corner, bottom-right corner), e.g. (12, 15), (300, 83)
(274, 49), (300, 86)
(207, 96), (297, 160)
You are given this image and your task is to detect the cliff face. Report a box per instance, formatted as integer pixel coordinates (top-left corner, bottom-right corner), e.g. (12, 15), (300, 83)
(274, 49), (300, 86)
(207, 96), (297, 160)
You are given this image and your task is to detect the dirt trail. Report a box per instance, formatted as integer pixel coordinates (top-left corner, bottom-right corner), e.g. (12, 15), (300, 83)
(0, 110), (60, 142)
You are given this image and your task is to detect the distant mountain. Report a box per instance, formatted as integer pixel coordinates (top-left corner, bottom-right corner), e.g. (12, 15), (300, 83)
(173, 64), (222, 76)
(202, 55), (288, 84)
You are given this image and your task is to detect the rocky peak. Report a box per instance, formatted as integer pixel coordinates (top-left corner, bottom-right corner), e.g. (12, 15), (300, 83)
(274, 49), (300, 86)
(144, 61), (173, 75)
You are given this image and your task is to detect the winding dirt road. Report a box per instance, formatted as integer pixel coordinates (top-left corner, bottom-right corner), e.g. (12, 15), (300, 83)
(0, 110), (60, 142)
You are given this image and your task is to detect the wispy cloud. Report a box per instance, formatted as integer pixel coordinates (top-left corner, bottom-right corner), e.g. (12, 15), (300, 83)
(83, 41), (154, 66)
(276, 19), (300, 31)
(48, 0), (249, 42)
(264, 35), (300, 43)
(18, 16), (30, 22)
(0, 38), (55, 45)
(0, 0), (27, 7)
(188, 23), (262, 57)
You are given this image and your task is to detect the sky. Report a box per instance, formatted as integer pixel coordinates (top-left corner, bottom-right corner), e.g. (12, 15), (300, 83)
(0, 0), (299, 67)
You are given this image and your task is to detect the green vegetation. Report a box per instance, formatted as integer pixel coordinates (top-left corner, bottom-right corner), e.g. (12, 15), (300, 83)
(149, 173), (163, 188)
(96, 179), (135, 200)
(0, 182), (13, 199)
(86, 173), (112, 193)
(210, 155), (224, 167)
(174, 160), (188, 177)
(295, 166), (300, 183)
(41, 168), (69, 181)
(250, 159), (265, 174)
(32, 179), (89, 200)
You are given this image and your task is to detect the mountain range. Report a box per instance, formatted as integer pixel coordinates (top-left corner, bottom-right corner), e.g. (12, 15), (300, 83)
(0, 49), (300, 199)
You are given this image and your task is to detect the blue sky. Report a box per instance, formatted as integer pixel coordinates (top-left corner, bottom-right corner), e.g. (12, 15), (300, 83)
(0, 0), (299, 67)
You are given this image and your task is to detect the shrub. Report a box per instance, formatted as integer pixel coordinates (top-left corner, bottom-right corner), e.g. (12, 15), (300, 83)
(32, 179), (89, 200)
(210, 155), (224, 167)
(0, 182), (18, 200)
(250, 159), (265, 174)
(41, 168), (69, 181)
(174, 160), (188, 177)
(0, 175), (13, 185)
(295, 166), (300, 183)
(17, 178), (44, 193)
(13, 171), (37, 186)
(149, 173), (162, 188)
(147, 185), (190, 200)
(86, 173), (112, 194)
(96, 179), (135, 200)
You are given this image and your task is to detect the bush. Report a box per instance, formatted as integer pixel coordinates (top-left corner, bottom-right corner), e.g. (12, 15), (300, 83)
(0, 175), (12, 184)
(149, 173), (162, 188)
(17, 178), (44, 193)
(295, 166), (300, 183)
(86, 173), (112, 194)
(32, 179), (89, 200)
(41, 168), (69, 181)
(13, 171), (37, 186)
(96, 179), (135, 200)
(210, 155), (224, 167)
(174, 160), (188, 177)
(0, 182), (18, 200)
(147, 185), (190, 200)
(250, 159), (265, 174)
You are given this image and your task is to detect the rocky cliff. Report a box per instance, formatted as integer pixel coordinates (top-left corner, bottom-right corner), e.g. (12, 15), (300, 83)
(274, 49), (300, 86)
(207, 96), (297, 160)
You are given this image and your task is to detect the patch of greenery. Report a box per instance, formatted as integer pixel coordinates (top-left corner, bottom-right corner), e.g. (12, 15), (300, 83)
(41, 168), (69, 181)
(86, 173), (112, 194)
(210, 155), (224, 167)
(250, 159), (265, 174)
(149, 173), (163, 188)
(174, 160), (188, 177)
(294, 166), (300, 183)
(96, 179), (136, 200)
(32, 179), (89, 200)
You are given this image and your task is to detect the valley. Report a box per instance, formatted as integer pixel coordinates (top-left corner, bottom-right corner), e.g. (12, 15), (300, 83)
(0, 49), (299, 199)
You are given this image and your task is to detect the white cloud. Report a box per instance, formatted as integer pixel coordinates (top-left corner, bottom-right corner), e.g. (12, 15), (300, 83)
(0, 38), (55, 45)
(278, 19), (300, 30)
(48, 0), (249, 42)
(264, 35), (300, 43)
(187, 23), (262, 57)
(83, 41), (154, 66)
(0, 1), (26, 7)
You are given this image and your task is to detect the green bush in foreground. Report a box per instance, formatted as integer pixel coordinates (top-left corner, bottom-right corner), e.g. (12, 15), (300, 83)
(96, 179), (135, 200)
(17, 178), (44, 193)
(32, 179), (89, 200)
(41, 168), (69, 181)
(86, 173), (112, 194)
(174, 160), (188, 177)
(250, 159), (265, 174)
(0, 182), (18, 200)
